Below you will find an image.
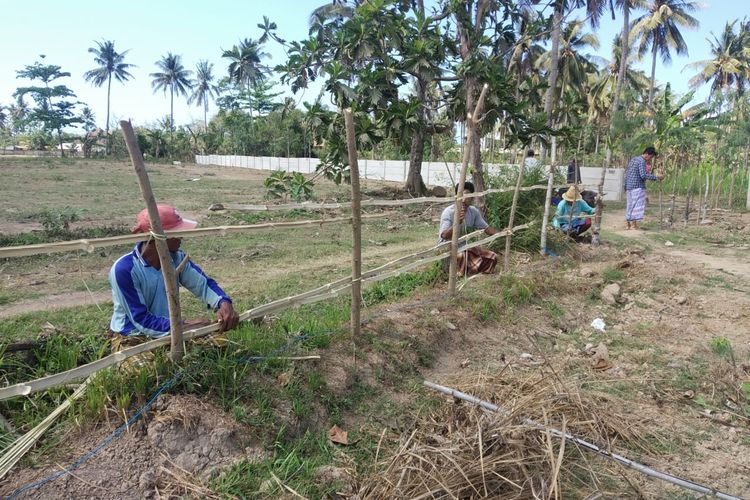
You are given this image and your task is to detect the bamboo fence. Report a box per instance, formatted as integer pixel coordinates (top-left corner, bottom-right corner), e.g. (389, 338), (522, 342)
(0, 214), (388, 259)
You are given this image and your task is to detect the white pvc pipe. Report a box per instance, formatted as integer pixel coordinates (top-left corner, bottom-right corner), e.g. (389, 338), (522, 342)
(423, 381), (742, 500)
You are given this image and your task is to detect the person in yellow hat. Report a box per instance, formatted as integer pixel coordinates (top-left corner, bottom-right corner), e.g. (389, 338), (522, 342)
(553, 185), (596, 238)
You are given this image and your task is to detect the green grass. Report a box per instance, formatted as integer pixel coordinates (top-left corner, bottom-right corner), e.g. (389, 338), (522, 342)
(708, 336), (733, 357)
(602, 266), (624, 283)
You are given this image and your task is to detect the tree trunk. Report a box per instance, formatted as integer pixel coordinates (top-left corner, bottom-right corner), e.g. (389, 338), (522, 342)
(605, 3), (629, 169)
(405, 76), (428, 196)
(541, 4), (563, 162)
(406, 129), (427, 195)
(106, 75), (112, 155)
(648, 42), (657, 108)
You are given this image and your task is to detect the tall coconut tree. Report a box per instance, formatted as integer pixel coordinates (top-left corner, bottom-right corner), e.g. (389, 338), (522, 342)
(188, 60), (219, 129)
(222, 38), (269, 116)
(83, 40), (134, 152)
(150, 53), (193, 132)
(537, 19), (600, 104)
(687, 21), (749, 103)
(631, 0), (700, 108)
(543, 0), (611, 133)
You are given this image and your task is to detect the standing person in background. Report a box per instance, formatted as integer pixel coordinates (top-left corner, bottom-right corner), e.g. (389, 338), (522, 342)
(567, 158), (581, 184)
(523, 150), (539, 174)
(625, 147), (664, 230)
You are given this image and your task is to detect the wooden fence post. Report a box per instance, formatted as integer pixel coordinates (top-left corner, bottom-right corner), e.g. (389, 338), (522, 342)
(540, 136), (557, 255)
(448, 84), (489, 295)
(120, 120), (184, 362)
(343, 109), (362, 339)
(504, 165), (524, 271)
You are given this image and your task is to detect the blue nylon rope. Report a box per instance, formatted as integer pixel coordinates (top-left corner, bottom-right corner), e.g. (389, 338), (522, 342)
(6, 334), (309, 500)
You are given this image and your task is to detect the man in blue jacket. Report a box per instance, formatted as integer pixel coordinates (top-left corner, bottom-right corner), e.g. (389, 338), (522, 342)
(109, 204), (239, 341)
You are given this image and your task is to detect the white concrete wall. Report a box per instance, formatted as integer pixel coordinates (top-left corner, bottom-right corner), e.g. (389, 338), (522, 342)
(195, 156), (625, 201)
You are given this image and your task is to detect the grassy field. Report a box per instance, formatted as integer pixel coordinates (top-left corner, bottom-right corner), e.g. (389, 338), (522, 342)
(2, 157), (750, 499)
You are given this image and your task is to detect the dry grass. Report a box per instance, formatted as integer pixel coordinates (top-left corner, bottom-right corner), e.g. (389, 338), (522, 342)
(360, 370), (655, 499)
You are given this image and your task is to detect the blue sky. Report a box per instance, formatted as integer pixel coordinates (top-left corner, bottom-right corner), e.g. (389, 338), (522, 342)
(1, 0), (747, 130)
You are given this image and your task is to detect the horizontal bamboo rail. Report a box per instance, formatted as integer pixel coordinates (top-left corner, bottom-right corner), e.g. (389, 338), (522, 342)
(0, 214), (387, 259)
(226, 184), (568, 212)
(0, 224), (529, 401)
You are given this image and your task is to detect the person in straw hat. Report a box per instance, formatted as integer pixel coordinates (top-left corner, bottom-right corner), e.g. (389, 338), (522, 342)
(553, 185), (596, 238)
(108, 204), (239, 345)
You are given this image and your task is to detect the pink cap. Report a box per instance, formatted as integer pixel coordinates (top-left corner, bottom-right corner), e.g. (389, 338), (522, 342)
(132, 204), (198, 234)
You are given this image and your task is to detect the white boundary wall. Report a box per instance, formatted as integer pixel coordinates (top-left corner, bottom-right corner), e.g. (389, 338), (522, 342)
(195, 155), (624, 201)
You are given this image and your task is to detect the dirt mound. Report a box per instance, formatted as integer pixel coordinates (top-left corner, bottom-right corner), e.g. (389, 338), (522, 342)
(2, 394), (265, 499)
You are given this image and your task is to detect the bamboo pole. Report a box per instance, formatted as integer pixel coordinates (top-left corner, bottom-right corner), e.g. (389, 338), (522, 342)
(224, 184), (562, 212)
(504, 164), (524, 271)
(449, 84), (489, 295)
(0, 215), (388, 260)
(539, 136), (556, 256)
(591, 139), (606, 246)
(423, 381), (743, 500)
(120, 120), (184, 362)
(343, 109), (361, 339)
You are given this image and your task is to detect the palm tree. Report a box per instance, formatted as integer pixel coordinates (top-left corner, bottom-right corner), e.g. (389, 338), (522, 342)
(631, 0), (700, 108)
(188, 60), (219, 129)
(222, 38), (269, 117)
(537, 19), (600, 104)
(543, 0), (610, 132)
(150, 53), (193, 132)
(687, 21), (749, 102)
(83, 40), (134, 152)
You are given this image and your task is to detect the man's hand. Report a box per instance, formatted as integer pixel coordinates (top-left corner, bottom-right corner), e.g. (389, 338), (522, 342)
(458, 206), (466, 223)
(217, 300), (240, 333)
(657, 173), (665, 181)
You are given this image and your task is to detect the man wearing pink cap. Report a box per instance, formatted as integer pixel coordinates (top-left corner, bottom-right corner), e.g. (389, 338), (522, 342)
(109, 204), (239, 340)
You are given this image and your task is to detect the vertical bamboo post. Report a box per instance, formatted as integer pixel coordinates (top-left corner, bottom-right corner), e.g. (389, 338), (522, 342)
(540, 136), (557, 256)
(504, 164), (524, 271)
(120, 120), (184, 362)
(343, 109), (361, 338)
(448, 84), (489, 295)
(591, 140), (607, 246)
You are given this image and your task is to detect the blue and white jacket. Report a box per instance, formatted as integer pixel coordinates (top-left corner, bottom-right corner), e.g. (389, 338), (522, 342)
(109, 243), (231, 337)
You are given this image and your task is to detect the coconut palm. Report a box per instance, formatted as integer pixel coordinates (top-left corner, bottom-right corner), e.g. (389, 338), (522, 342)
(687, 21), (749, 101)
(83, 40), (134, 151)
(188, 60), (219, 129)
(150, 53), (193, 132)
(537, 19), (600, 103)
(543, 0), (611, 130)
(222, 38), (269, 119)
(631, 0), (700, 108)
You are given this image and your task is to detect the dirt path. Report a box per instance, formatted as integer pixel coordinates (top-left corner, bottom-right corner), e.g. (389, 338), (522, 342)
(603, 208), (750, 281)
(0, 290), (111, 319)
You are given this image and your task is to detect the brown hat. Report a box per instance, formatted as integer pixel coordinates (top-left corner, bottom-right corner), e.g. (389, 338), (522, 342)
(562, 185), (582, 202)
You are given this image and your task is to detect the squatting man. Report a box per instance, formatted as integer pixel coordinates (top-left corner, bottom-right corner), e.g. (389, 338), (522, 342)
(108, 204), (240, 346)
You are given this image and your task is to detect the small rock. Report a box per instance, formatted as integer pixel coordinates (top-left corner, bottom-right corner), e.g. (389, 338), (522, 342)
(664, 240), (675, 247)
(445, 321), (457, 331)
(430, 309), (440, 315)
(623, 302), (634, 311)
(600, 283), (621, 305)
(674, 295), (688, 305)
(431, 186), (448, 197)
(520, 353), (534, 360)
(700, 219), (713, 225)
(578, 267), (596, 278)
(584, 343), (594, 352)
(460, 359), (470, 368)
(208, 203), (225, 211)
(139, 470), (157, 490)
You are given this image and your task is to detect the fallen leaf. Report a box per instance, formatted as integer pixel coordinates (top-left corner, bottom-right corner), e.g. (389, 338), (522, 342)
(328, 425), (348, 445)
(277, 371), (291, 387)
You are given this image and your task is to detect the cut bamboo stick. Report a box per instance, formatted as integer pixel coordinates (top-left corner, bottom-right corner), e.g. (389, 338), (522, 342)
(344, 108), (362, 340)
(225, 184), (564, 212)
(121, 120), (184, 362)
(0, 214), (387, 259)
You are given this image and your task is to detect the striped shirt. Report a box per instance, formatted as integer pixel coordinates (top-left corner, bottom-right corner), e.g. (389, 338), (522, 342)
(625, 155), (658, 191)
(109, 243), (231, 337)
